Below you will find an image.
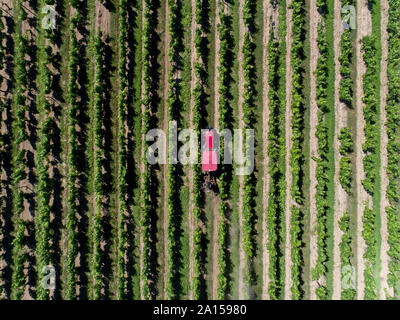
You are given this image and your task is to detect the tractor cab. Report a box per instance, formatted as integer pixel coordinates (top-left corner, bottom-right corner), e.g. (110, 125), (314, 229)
(202, 129), (218, 172)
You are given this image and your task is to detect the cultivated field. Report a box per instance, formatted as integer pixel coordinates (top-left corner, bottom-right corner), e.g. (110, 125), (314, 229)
(0, 0), (399, 300)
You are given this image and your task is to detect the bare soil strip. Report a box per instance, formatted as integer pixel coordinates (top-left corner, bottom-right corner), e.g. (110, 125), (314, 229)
(379, 0), (390, 299)
(188, 0), (197, 300)
(94, 0), (110, 35)
(332, 0), (346, 300)
(0, 0), (13, 301)
(284, 0), (293, 300)
(162, 0), (170, 300)
(355, 0), (372, 300)
(308, 0), (319, 300)
(261, 0), (271, 300)
(0, 0), (12, 13)
(211, 0), (221, 300)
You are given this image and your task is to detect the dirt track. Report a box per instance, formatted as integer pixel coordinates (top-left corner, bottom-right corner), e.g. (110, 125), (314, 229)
(355, 0), (372, 300)
(0, 0), (13, 301)
(332, 0), (347, 300)
(95, 0), (110, 34)
(308, 0), (319, 300)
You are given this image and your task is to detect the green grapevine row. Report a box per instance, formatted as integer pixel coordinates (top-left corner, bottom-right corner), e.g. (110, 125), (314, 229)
(266, 1), (286, 300)
(66, 0), (89, 299)
(0, 6), (5, 298)
(141, 0), (158, 300)
(289, 0), (306, 299)
(241, 0), (257, 289)
(10, 1), (33, 300)
(338, 0), (353, 108)
(91, 30), (114, 299)
(338, 213), (356, 299)
(360, 36), (379, 196)
(289, 0), (306, 205)
(385, 0), (400, 299)
(116, 0), (130, 300)
(338, 127), (353, 194)
(215, 0), (234, 299)
(360, 34), (380, 299)
(362, 206), (377, 299)
(313, 16), (330, 301)
(35, 0), (59, 300)
(92, 31), (105, 299)
(166, 0), (184, 299)
(337, 0), (355, 301)
(192, 0), (209, 299)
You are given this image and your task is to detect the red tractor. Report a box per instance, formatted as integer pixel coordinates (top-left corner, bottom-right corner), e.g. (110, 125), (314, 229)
(202, 129), (218, 172)
(202, 129), (218, 192)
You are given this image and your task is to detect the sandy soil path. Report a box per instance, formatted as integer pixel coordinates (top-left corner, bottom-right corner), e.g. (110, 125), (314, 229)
(0, 0), (13, 132)
(0, 4), (12, 134)
(379, 0), (390, 300)
(355, 0), (372, 300)
(0, 0), (13, 301)
(188, 0), (197, 300)
(162, 0), (170, 299)
(0, 0), (12, 13)
(332, 0), (347, 300)
(0, 0), (12, 110)
(284, 0), (293, 300)
(308, 0), (320, 300)
(237, 0), (246, 300)
(94, 0), (110, 35)
(261, 0), (271, 300)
